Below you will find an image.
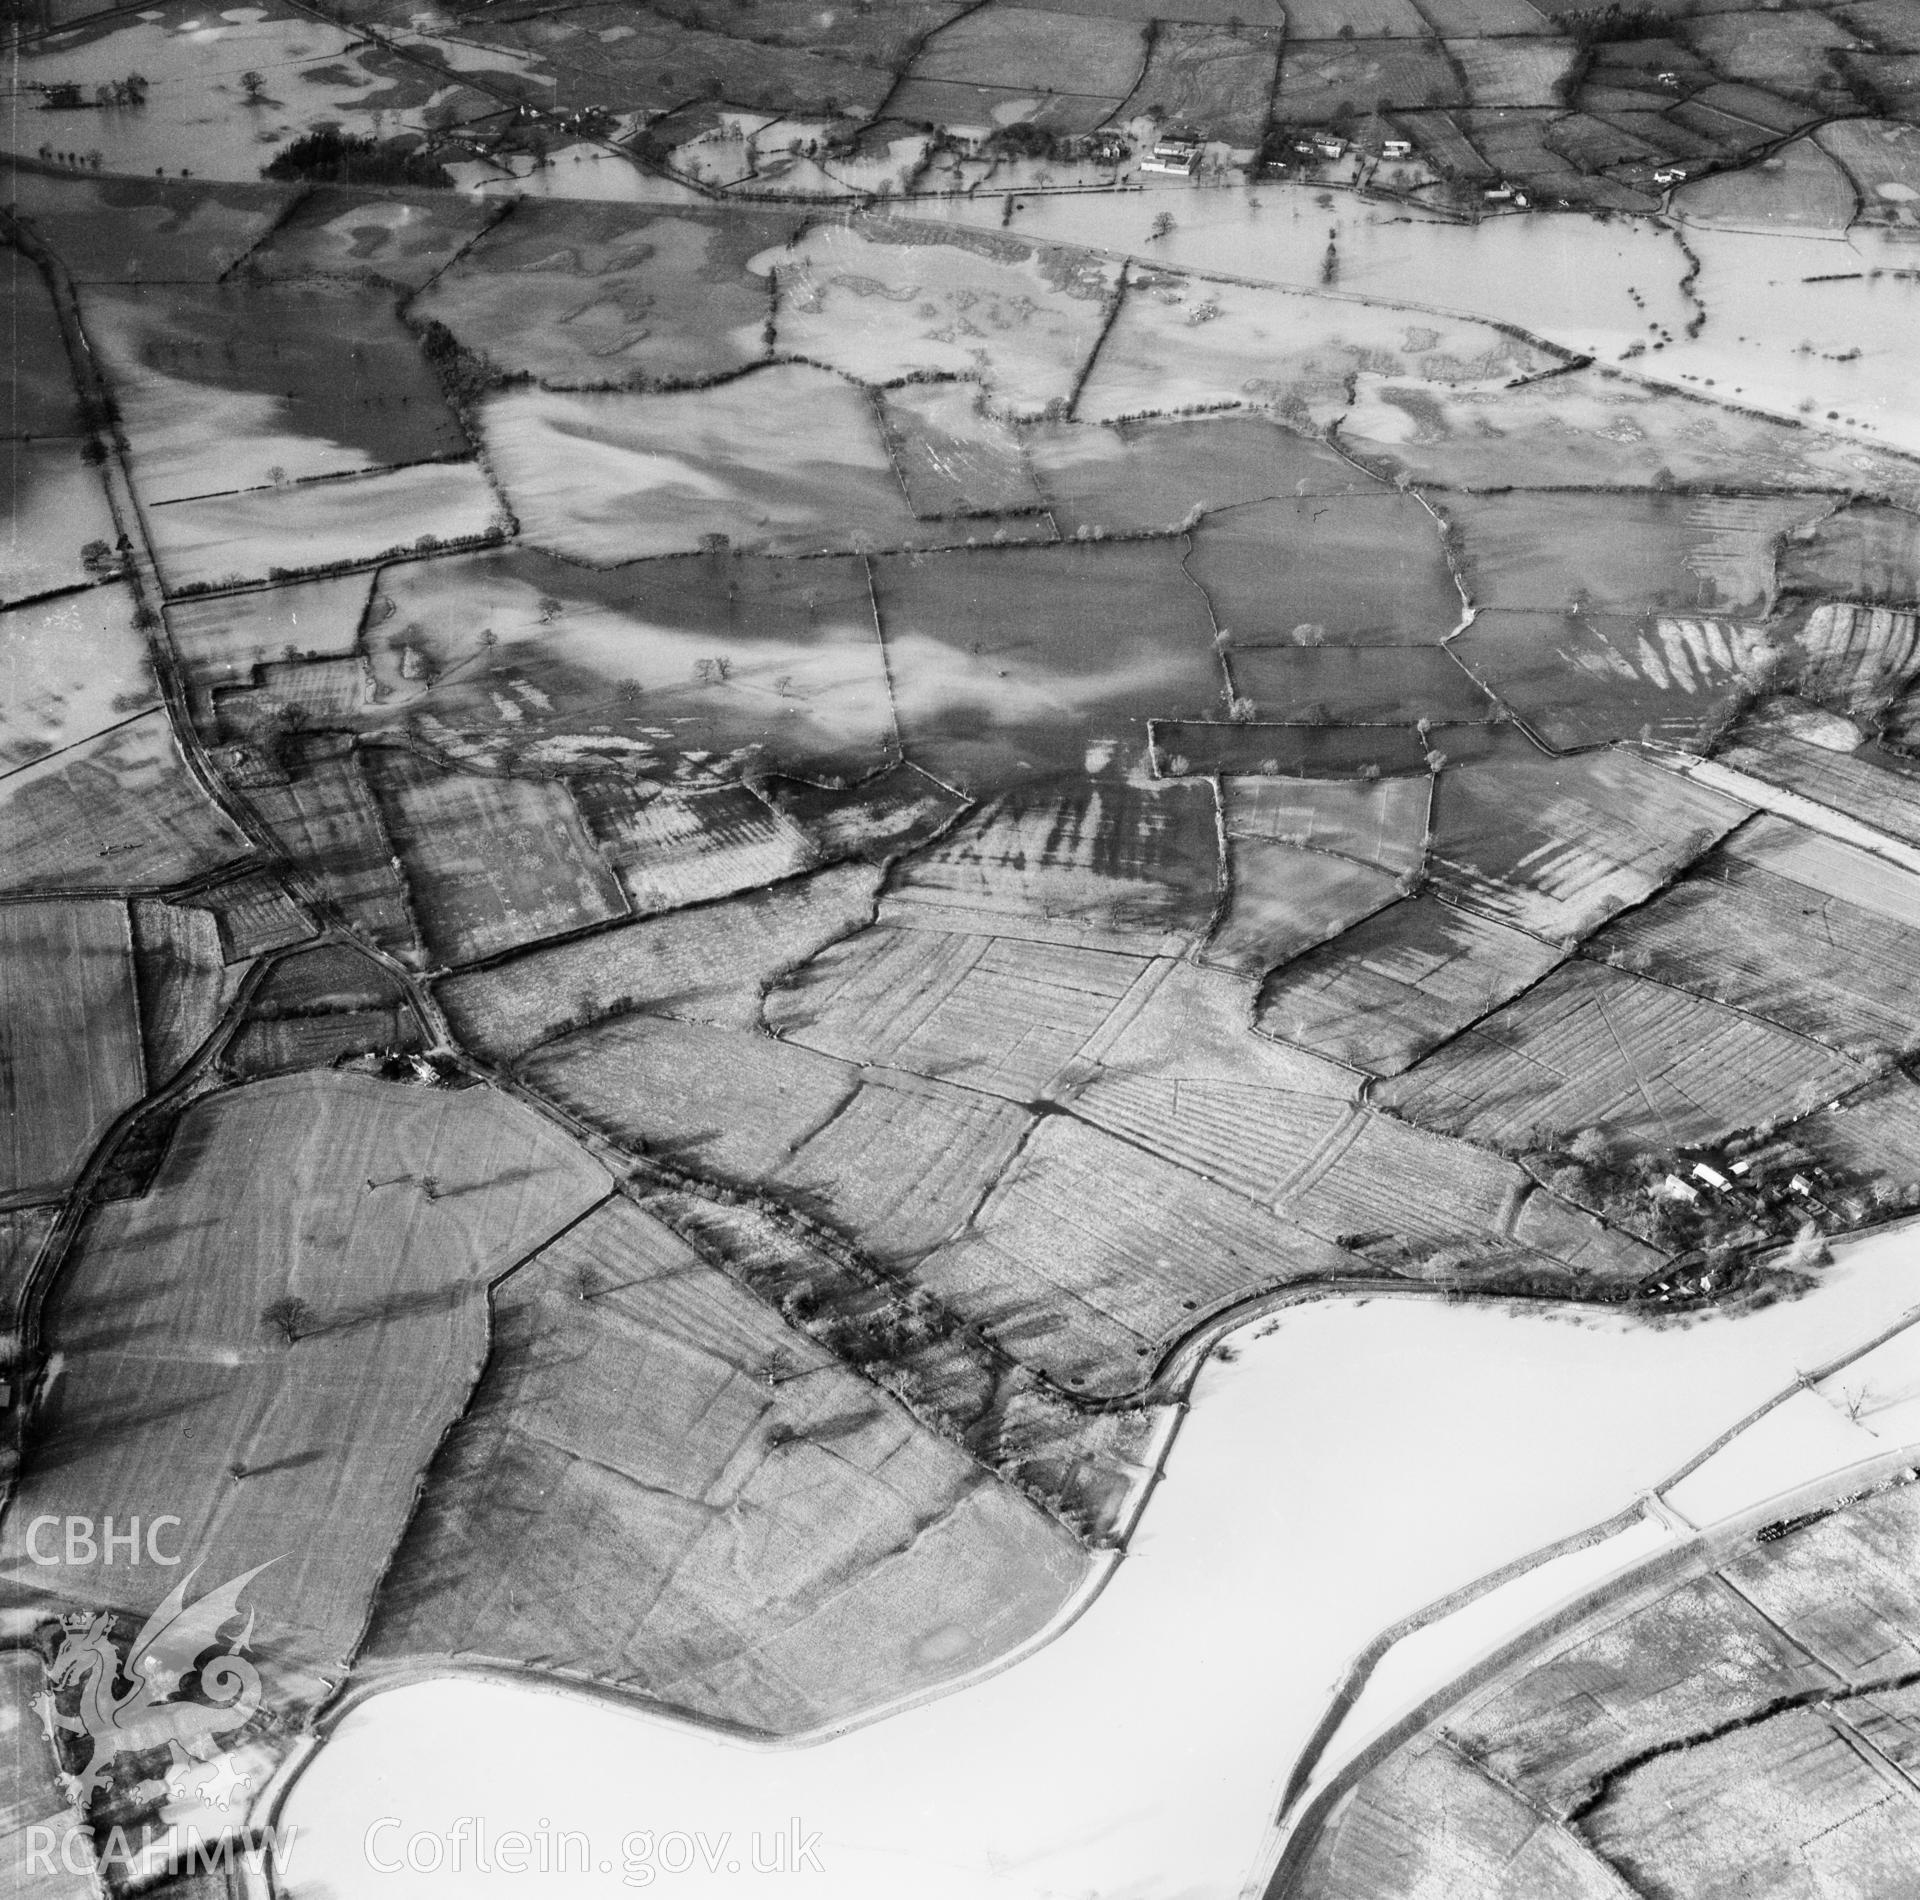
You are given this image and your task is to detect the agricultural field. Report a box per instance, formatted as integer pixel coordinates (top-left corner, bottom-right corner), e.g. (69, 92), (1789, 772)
(1, 441), (119, 606)
(1338, 369), (1920, 503)
(1075, 274), (1557, 429)
(0, 1072), (611, 1682)
(0, 900), (142, 1203)
(1227, 646), (1493, 723)
(761, 222), (1120, 417)
(913, 1110), (1356, 1395)
(1116, 23), (1282, 143)
(79, 281), (466, 504)
(1425, 745), (1747, 940)
(0, 1649), (92, 1900)
(438, 861), (883, 1062)
(2, 256), (83, 438)
(356, 547), (899, 782)
(1719, 702), (1920, 845)
(3, 172), (293, 285)
(0, 709), (251, 895)
(1591, 823), (1920, 1060)
(769, 925), (1150, 1100)
(15, 10), (1920, 1895)
(145, 459), (505, 593)
(574, 779), (815, 915)
(1205, 839), (1401, 979)
(1257, 892), (1565, 1074)
(1027, 413), (1379, 537)
(873, 540), (1220, 790)
(0, 586), (156, 770)
(250, 187), (501, 290)
(1378, 959), (1863, 1155)
(481, 370), (934, 563)
(882, 776), (1221, 953)
(370, 753), (629, 967)
(412, 203), (794, 388)
(1188, 495), (1461, 645)
(519, 1011), (857, 1181)
(360, 1196), (1085, 1732)
(1293, 1481), (1920, 1900)
(1454, 609), (1776, 751)
(129, 897), (246, 1084)
(244, 738), (423, 962)
(878, 381), (1045, 520)
(1447, 490), (1827, 618)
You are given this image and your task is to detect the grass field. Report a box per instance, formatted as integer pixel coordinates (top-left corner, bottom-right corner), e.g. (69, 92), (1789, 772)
(130, 896), (246, 1085)
(875, 540), (1220, 790)
(438, 861), (882, 1063)
(1270, 38), (1463, 120)
(4, 172), (293, 285)
(574, 779), (815, 916)
(1257, 894), (1565, 1075)
(225, 1005), (420, 1075)
(1339, 368), (1920, 504)
(1675, 132), (1858, 229)
(2, 441), (121, 608)
(1, 1649), (92, 1900)
(878, 382), (1044, 520)
(1077, 274), (1554, 428)
(3, 258), (84, 438)
(481, 370), (927, 563)
(770, 925), (1150, 1099)
(1427, 747), (1746, 942)
(246, 739), (423, 962)
(1227, 648), (1493, 724)
(914, 1112), (1353, 1396)
(1719, 707), (1920, 846)
(1591, 836), (1920, 1060)
(907, 4), (1148, 94)
(1116, 22), (1281, 142)
(252, 187), (501, 290)
(0, 900), (142, 1203)
(0, 709), (251, 895)
(776, 1071), (1035, 1261)
(0, 586), (156, 772)
(0, 1071), (610, 1681)
(1028, 413), (1379, 538)
(1205, 839), (1401, 979)
(1223, 775), (1429, 876)
(763, 222), (1120, 418)
(883, 776), (1221, 954)
(1791, 600), (1920, 714)
(1455, 609), (1775, 751)
(414, 204), (794, 389)
(1190, 496), (1460, 646)
(1819, 119), (1920, 221)
(81, 282), (466, 505)
(520, 1012), (856, 1181)
(361, 547), (899, 785)
(166, 570), (374, 707)
(360, 1195), (1085, 1733)
(1297, 1478), (1920, 1899)
(372, 754), (628, 967)
(147, 459), (503, 593)
(1779, 501), (1920, 605)
(1723, 812), (1920, 930)
(1378, 959), (1862, 1154)
(1151, 720), (1466, 778)
(1448, 491), (1820, 618)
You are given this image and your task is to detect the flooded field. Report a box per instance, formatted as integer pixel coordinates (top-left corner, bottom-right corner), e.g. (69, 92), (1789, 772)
(279, 1228), (1920, 1899)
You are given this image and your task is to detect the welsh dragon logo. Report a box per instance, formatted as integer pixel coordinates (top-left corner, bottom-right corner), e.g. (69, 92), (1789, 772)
(39, 1562), (275, 1808)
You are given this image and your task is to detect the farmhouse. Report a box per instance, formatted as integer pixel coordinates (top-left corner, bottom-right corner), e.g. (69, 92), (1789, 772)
(1141, 133), (1202, 176)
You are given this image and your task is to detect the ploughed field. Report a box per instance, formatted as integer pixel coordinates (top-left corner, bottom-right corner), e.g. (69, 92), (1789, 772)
(4, 70), (1920, 1900)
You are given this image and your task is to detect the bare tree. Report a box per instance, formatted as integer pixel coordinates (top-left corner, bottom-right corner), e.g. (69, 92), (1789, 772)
(261, 1295), (315, 1346)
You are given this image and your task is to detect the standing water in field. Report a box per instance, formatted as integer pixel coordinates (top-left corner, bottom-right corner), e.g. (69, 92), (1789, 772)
(278, 1226), (1920, 1900)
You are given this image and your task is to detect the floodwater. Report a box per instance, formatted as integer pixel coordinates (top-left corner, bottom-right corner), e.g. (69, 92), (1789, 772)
(279, 1227), (1920, 1900)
